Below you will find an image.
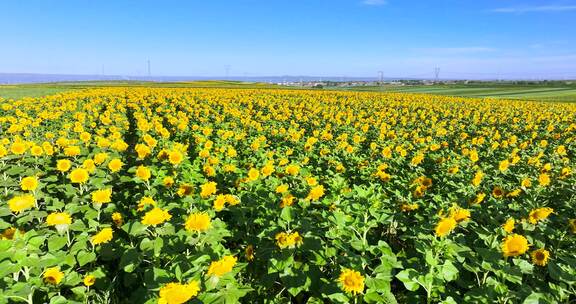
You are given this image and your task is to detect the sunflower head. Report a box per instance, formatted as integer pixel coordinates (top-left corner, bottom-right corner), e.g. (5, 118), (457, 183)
(338, 268), (365, 295)
(69, 168), (89, 184)
(83, 275), (96, 287)
(43, 267), (64, 285)
(531, 248), (550, 266)
(435, 217), (457, 237)
(502, 234), (530, 257)
(185, 213), (211, 232)
(158, 281), (200, 304)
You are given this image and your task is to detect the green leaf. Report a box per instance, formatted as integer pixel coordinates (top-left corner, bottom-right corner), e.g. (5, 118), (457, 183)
(0, 260), (18, 278)
(154, 237), (164, 257)
(365, 275), (391, 291)
(119, 248), (142, 273)
(396, 269), (420, 291)
(222, 284), (253, 303)
(49, 296), (69, 304)
(425, 250), (437, 267)
(70, 286), (87, 299)
(48, 235), (68, 252)
(122, 221), (148, 236)
(364, 291), (385, 303)
(325, 292), (350, 303)
(77, 250), (97, 267)
(280, 206), (292, 223)
(440, 296), (458, 304)
(522, 292), (547, 304)
(513, 259), (534, 274)
(442, 260), (459, 282)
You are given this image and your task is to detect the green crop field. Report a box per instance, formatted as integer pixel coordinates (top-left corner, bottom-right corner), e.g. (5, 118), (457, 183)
(2, 81), (576, 102)
(330, 83), (576, 102)
(0, 81), (280, 100)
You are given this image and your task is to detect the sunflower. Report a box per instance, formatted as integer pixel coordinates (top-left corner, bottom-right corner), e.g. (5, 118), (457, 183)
(492, 186), (505, 199)
(64, 146), (81, 156)
(449, 206), (470, 223)
(92, 189), (112, 204)
(224, 194), (239, 205)
(56, 159), (72, 172)
(306, 185), (325, 201)
(400, 203), (419, 212)
(177, 184), (193, 197)
(200, 181), (217, 198)
(163, 176), (175, 187)
(93, 152), (108, 164)
(538, 173), (550, 187)
(570, 219), (576, 233)
(108, 158), (123, 173)
(213, 195), (226, 211)
(83, 159), (96, 173)
(280, 194), (296, 208)
(46, 212), (72, 228)
(184, 213), (211, 232)
(8, 194), (36, 214)
(276, 184), (289, 194)
(502, 218), (515, 233)
(447, 166), (459, 174)
(43, 267), (64, 285)
(135, 144), (151, 159)
(247, 168), (260, 181)
(471, 192), (486, 205)
(137, 196), (156, 211)
(158, 281), (201, 304)
(275, 231), (303, 249)
(507, 189), (522, 197)
(141, 207), (172, 226)
(338, 268), (365, 295)
(502, 234), (529, 257)
(135, 165), (151, 181)
(83, 275), (96, 287)
(471, 170), (484, 187)
(207, 255), (237, 277)
(112, 212), (123, 226)
(261, 164), (274, 177)
(531, 248), (550, 266)
(11, 142), (27, 155)
(521, 178), (532, 188)
(285, 164), (300, 176)
(245, 245), (255, 261)
(168, 150), (184, 165)
(499, 159), (510, 172)
(435, 217), (457, 237)
(20, 176), (39, 191)
(1, 227), (19, 240)
(91, 228), (114, 245)
(69, 168), (89, 184)
(528, 207), (554, 224)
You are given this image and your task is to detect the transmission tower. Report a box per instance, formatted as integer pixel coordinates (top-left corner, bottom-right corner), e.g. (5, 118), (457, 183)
(434, 67), (440, 82)
(225, 65), (231, 78)
(378, 71), (384, 85)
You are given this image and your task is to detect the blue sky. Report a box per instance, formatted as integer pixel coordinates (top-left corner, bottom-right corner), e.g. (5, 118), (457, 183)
(0, 0), (575, 79)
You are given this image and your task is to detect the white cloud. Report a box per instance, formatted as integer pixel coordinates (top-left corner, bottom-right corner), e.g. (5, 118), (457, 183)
(491, 5), (576, 13)
(362, 0), (387, 6)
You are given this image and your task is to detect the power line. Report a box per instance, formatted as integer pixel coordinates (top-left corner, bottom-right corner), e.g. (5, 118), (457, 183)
(434, 67), (440, 82)
(225, 65), (231, 78)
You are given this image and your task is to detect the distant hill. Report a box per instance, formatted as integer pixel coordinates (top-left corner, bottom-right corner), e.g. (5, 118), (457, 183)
(0, 73), (380, 84)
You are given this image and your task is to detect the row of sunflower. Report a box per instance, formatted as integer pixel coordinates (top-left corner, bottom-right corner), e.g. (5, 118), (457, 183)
(0, 88), (575, 303)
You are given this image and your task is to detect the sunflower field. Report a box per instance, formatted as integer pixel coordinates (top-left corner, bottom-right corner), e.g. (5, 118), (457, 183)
(0, 88), (575, 303)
